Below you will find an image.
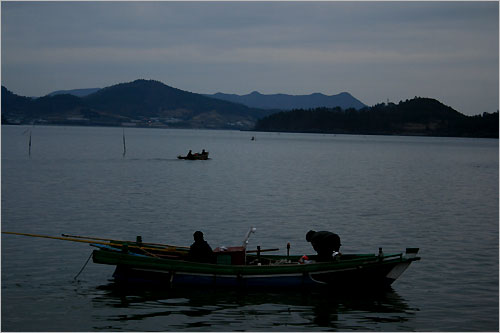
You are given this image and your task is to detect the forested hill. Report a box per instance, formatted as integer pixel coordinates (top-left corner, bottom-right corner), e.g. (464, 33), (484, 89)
(254, 98), (499, 138)
(1, 80), (274, 129)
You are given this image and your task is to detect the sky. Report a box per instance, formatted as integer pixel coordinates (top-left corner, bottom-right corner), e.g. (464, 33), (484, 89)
(1, 1), (498, 116)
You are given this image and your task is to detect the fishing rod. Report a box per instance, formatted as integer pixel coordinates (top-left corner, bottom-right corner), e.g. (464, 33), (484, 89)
(61, 233), (189, 249)
(2, 231), (187, 253)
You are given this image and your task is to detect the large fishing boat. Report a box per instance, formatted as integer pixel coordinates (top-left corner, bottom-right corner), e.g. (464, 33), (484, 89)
(2, 230), (420, 289)
(92, 244), (420, 288)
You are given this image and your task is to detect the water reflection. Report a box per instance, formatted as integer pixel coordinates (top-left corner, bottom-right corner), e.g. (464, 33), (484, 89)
(88, 282), (417, 331)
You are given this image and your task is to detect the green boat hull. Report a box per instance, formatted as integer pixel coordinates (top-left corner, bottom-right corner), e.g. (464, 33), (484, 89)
(92, 248), (420, 289)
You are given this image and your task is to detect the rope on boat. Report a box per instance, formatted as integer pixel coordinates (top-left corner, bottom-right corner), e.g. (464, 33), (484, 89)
(74, 251), (93, 280)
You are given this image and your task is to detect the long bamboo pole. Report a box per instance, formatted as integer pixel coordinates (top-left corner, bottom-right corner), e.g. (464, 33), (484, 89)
(3, 231), (281, 255)
(60, 233), (189, 249)
(2, 231), (187, 253)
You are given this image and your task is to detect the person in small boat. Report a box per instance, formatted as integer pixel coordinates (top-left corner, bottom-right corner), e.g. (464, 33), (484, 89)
(306, 230), (341, 261)
(201, 149), (207, 155)
(187, 150), (193, 158)
(189, 231), (214, 263)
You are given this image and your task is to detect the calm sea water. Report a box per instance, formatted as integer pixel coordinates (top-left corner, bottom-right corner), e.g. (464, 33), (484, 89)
(1, 125), (498, 331)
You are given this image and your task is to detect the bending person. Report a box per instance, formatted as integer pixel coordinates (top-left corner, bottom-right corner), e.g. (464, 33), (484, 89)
(306, 230), (341, 261)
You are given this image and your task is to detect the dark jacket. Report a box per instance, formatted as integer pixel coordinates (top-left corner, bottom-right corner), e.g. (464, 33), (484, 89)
(189, 240), (214, 263)
(307, 231), (341, 261)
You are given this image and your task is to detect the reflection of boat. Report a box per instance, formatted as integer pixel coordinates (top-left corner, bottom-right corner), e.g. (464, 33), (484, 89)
(91, 282), (414, 330)
(92, 244), (420, 289)
(94, 281), (411, 312)
(177, 151), (209, 160)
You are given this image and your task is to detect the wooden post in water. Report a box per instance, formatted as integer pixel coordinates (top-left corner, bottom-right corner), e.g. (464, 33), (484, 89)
(122, 129), (126, 158)
(28, 130), (32, 158)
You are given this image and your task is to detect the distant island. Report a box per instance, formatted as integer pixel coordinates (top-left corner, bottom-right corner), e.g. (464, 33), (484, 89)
(254, 98), (498, 138)
(2, 79), (498, 138)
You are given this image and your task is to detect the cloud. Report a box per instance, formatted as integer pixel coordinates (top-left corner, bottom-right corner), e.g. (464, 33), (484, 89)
(1, 1), (498, 114)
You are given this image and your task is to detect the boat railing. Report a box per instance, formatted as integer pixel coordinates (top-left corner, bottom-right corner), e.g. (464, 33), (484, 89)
(245, 251), (408, 266)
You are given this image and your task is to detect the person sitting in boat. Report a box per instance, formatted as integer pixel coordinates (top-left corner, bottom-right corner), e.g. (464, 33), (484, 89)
(306, 230), (341, 262)
(188, 231), (214, 263)
(187, 150), (193, 158)
(201, 149), (207, 155)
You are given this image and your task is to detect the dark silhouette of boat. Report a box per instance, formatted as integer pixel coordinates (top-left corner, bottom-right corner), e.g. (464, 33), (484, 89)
(177, 150), (209, 160)
(2, 231), (420, 290)
(92, 244), (420, 289)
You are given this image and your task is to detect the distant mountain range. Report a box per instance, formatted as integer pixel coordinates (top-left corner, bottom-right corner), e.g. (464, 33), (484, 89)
(2, 79), (497, 137)
(48, 88), (101, 97)
(1, 80), (368, 129)
(45, 87), (367, 111)
(2, 80), (274, 129)
(205, 91), (366, 110)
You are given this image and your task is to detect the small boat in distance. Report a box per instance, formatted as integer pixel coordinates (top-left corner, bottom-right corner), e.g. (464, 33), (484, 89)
(178, 150), (209, 160)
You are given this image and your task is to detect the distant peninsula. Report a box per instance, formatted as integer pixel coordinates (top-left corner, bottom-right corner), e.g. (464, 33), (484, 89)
(254, 98), (498, 138)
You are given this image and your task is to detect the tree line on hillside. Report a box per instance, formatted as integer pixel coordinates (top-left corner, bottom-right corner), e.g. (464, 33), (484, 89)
(254, 97), (498, 138)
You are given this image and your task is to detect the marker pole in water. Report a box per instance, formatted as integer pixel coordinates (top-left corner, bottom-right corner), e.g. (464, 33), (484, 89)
(122, 129), (126, 158)
(28, 130), (32, 158)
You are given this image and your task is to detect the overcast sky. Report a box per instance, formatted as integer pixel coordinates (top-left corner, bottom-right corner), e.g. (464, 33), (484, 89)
(1, 1), (498, 115)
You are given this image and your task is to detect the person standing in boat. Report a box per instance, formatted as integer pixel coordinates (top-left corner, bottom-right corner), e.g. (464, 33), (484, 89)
(189, 231), (214, 263)
(306, 230), (341, 261)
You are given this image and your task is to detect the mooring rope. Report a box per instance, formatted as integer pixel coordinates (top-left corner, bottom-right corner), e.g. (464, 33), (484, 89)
(74, 252), (93, 280)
